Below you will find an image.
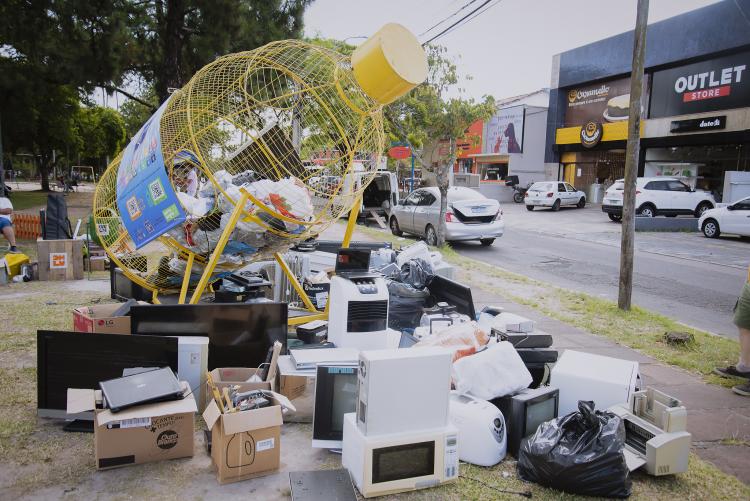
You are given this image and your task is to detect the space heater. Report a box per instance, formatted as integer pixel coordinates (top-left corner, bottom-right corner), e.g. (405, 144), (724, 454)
(328, 275), (389, 349)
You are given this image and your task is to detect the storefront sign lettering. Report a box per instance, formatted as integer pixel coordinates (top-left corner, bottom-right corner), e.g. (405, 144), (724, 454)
(580, 121), (603, 148)
(669, 115), (726, 133)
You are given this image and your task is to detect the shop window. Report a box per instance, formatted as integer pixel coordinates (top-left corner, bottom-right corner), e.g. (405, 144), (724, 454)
(480, 163), (508, 182)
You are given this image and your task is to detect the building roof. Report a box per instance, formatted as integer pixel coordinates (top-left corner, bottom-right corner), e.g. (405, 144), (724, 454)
(495, 89), (550, 110)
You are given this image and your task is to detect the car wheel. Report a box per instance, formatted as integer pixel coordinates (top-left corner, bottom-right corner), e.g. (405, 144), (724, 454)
(480, 238), (495, 246)
(694, 201), (713, 218)
(702, 219), (720, 238)
(389, 216), (402, 236)
(425, 225), (437, 246)
(551, 199), (561, 212)
(637, 204), (656, 217)
(577, 197), (586, 208)
(608, 213), (622, 222)
(526, 205), (534, 211)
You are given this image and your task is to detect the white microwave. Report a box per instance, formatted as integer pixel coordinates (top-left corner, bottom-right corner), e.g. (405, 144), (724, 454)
(342, 413), (459, 498)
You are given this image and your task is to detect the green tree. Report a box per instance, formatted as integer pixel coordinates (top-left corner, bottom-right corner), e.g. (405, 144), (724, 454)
(120, 86), (158, 138)
(386, 46), (495, 246)
(75, 107), (128, 171)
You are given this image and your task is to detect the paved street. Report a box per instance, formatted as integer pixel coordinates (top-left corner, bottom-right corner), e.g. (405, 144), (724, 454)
(387, 202), (749, 339)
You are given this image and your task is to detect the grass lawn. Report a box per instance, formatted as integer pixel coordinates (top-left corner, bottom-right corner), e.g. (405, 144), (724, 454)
(7, 191), (48, 211)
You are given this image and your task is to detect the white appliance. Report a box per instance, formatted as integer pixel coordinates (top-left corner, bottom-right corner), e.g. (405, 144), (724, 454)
(448, 392), (506, 466)
(491, 312), (534, 333)
(357, 347), (452, 436)
(608, 387), (691, 476)
(551, 350), (639, 417)
(289, 348), (359, 370)
(328, 275), (390, 350)
(342, 413), (458, 498)
(174, 336), (209, 412)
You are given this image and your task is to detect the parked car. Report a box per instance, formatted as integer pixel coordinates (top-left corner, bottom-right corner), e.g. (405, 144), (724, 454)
(524, 181), (586, 211)
(602, 177), (715, 222)
(699, 196), (750, 238)
(389, 186), (503, 246)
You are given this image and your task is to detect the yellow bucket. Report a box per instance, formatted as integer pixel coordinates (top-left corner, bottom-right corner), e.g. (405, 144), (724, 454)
(4, 252), (30, 278)
(351, 23), (428, 106)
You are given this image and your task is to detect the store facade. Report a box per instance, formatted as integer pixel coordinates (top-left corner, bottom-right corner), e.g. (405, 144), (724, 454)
(545, 0), (750, 203)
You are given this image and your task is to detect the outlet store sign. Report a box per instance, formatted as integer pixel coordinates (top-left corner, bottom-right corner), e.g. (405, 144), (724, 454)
(650, 51), (749, 118)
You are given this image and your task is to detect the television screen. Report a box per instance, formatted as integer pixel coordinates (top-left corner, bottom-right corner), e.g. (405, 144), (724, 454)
(37, 330), (179, 418)
(130, 303), (288, 370)
(525, 395), (558, 436)
(313, 365), (358, 448)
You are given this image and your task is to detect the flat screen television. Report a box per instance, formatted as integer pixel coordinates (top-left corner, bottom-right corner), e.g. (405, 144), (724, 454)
(429, 275), (476, 320)
(130, 303), (288, 370)
(37, 330), (179, 420)
(312, 364), (358, 449)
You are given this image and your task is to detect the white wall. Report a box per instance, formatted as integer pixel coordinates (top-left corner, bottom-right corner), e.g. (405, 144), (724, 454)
(508, 107), (549, 186)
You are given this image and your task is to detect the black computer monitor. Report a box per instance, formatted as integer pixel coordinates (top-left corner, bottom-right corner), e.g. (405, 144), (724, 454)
(130, 303), (288, 370)
(37, 330), (179, 420)
(429, 275), (476, 320)
(312, 364), (358, 449)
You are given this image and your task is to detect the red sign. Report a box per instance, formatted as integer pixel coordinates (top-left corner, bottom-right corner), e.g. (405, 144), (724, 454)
(388, 146), (411, 159)
(683, 85), (731, 102)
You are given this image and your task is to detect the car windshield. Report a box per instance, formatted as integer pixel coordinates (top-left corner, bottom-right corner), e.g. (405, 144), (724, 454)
(448, 188), (486, 201)
(529, 182), (554, 192)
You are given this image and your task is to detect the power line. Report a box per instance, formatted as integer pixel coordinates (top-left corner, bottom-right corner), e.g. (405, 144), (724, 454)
(421, 0), (493, 46)
(428, 0), (503, 44)
(419, 0), (480, 37)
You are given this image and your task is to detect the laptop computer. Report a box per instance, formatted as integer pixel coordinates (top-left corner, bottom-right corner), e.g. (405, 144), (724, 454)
(334, 248), (375, 279)
(100, 367), (184, 413)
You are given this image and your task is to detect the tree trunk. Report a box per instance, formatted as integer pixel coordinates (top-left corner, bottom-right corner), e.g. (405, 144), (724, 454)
(435, 140), (456, 247)
(37, 151), (52, 192)
(156, 0), (186, 103)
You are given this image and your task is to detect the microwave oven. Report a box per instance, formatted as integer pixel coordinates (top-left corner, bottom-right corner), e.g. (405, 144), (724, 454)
(342, 413), (459, 498)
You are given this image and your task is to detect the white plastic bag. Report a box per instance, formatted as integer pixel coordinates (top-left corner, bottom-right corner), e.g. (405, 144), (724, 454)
(452, 341), (532, 400)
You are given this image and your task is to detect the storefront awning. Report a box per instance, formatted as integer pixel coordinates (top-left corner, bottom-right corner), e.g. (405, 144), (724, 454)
(555, 121), (644, 145)
(468, 153), (509, 163)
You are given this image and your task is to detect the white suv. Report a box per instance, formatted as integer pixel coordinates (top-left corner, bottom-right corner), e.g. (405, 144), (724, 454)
(602, 177), (715, 222)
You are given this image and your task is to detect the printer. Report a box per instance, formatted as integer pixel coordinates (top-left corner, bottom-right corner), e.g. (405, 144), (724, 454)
(608, 387), (691, 476)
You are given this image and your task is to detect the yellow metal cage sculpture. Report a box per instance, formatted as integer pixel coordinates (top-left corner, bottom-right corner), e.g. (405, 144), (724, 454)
(93, 24), (427, 308)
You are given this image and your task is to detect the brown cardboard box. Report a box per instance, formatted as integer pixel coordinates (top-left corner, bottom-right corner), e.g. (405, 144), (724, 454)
(67, 384), (197, 470)
(202, 391), (294, 484)
(205, 368), (275, 409)
(72, 303), (145, 334)
(85, 256), (108, 272)
(37, 238), (84, 281)
(279, 375), (308, 400)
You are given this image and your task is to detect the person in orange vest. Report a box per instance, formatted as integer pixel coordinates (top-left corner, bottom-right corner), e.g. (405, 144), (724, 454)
(715, 266), (750, 396)
(0, 195), (19, 253)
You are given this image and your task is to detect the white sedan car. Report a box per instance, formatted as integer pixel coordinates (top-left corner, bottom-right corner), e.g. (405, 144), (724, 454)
(389, 186), (504, 246)
(525, 181), (586, 211)
(699, 196), (750, 238)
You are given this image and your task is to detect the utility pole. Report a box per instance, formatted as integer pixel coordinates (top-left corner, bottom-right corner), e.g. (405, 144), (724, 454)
(618, 0), (649, 310)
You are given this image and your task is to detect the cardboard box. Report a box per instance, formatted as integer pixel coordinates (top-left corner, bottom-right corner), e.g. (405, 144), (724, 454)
(205, 368), (275, 409)
(203, 391), (294, 484)
(73, 303), (143, 334)
(67, 384), (197, 470)
(85, 256), (108, 272)
(278, 375), (307, 400)
(37, 238), (83, 281)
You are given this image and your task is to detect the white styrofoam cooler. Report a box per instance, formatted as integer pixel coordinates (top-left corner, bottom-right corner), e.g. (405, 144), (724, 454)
(551, 350), (639, 417)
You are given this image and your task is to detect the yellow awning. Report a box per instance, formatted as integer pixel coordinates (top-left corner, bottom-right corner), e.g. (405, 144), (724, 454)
(555, 120), (644, 145)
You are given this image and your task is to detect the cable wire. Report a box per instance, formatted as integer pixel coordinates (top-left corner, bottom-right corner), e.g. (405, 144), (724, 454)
(419, 0), (480, 37)
(422, 0), (493, 45)
(460, 474), (533, 498)
(427, 0), (503, 44)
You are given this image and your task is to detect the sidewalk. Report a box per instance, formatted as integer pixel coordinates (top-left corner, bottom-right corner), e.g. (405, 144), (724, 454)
(334, 222), (750, 484)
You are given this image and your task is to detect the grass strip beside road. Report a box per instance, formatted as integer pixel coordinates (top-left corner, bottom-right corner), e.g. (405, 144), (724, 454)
(356, 224), (740, 389)
(8, 191), (48, 211)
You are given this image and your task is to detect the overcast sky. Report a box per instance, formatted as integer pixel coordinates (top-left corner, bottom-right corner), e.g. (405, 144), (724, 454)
(304, 0), (721, 101)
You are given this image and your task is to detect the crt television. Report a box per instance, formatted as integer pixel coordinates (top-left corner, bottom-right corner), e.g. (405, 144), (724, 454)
(37, 330), (179, 419)
(491, 385), (559, 456)
(130, 303), (288, 370)
(312, 364), (358, 449)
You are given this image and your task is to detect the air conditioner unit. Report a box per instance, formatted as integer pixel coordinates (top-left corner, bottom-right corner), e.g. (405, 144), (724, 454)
(328, 275), (389, 350)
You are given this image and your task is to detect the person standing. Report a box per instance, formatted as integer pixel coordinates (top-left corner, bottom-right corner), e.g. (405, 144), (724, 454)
(715, 266), (750, 396)
(0, 195), (19, 253)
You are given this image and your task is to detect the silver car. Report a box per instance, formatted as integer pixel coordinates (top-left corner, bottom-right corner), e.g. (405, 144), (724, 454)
(389, 186), (504, 246)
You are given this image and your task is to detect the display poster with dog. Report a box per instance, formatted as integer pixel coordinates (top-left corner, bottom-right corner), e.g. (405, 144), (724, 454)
(484, 105), (525, 155)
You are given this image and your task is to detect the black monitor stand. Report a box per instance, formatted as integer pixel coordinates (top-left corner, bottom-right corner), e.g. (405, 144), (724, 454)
(63, 419), (94, 433)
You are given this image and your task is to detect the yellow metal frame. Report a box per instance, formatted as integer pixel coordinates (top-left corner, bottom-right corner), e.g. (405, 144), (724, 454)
(175, 193), (363, 326)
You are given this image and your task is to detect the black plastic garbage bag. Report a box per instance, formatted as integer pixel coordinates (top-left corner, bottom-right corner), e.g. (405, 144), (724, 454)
(399, 258), (434, 289)
(387, 280), (430, 330)
(517, 400), (632, 498)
